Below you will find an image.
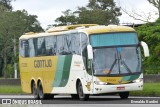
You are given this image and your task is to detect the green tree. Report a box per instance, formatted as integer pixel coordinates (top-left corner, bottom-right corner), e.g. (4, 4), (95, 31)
(0, 0), (13, 10)
(77, 7), (109, 24)
(0, 9), (43, 78)
(87, 0), (121, 24)
(55, 0), (121, 25)
(0, 0), (13, 77)
(136, 19), (160, 74)
(55, 9), (78, 26)
(0, 0), (43, 78)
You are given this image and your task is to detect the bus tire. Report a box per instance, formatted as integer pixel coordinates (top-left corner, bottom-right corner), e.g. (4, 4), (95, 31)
(38, 81), (47, 99)
(37, 82), (54, 99)
(119, 92), (129, 99)
(77, 82), (89, 101)
(32, 82), (39, 99)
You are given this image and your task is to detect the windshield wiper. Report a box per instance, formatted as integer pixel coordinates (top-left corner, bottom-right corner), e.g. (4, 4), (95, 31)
(108, 53), (117, 74)
(121, 60), (132, 74)
(108, 48), (132, 74)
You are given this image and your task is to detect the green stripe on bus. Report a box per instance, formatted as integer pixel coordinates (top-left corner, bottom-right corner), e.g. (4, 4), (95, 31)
(53, 56), (65, 87)
(122, 76), (130, 81)
(129, 74), (140, 81)
(53, 55), (72, 87)
(122, 74), (140, 81)
(59, 55), (72, 87)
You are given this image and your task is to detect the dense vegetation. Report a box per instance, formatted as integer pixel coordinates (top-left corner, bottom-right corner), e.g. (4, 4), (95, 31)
(0, 0), (44, 78)
(54, 0), (121, 26)
(136, 19), (160, 74)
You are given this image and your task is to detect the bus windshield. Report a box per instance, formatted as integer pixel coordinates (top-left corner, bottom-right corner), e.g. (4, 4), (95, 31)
(90, 32), (141, 76)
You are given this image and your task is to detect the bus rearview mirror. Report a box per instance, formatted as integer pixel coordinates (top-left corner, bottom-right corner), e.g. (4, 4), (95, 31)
(87, 45), (93, 59)
(141, 41), (149, 57)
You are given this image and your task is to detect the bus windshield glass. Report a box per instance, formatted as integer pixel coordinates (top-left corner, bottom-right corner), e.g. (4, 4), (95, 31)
(90, 32), (141, 76)
(90, 32), (138, 47)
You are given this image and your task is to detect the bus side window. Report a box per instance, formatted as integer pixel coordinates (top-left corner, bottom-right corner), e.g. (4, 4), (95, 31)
(37, 37), (46, 56)
(56, 33), (81, 55)
(64, 34), (72, 55)
(20, 40), (25, 57)
(81, 33), (88, 57)
(28, 39), (36, 57)
(57, 35), (65, 55)
(33, 38), (38, 56)
(81, 33), (88, 69)
(45, 36), (56, 56)
(22, 40), (29, 57)
(71, 33), (81, 55)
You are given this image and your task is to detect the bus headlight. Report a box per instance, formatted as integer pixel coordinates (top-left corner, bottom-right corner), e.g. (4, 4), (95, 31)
(94, 81), (107, 85)
(133, 78), (143, 83)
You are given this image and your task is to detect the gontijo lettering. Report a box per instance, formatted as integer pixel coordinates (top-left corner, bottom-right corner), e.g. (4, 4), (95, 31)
(34, 59), (52, 68)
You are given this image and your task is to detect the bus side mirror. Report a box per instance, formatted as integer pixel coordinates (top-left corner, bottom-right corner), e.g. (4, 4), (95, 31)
(87, 45), (93, 60)
(141, 41), (149, 57)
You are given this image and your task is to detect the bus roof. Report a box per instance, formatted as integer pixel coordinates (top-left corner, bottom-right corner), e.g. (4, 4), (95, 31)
(47, 24), (97, 33)
(83, 25), (135, 35)
(19, 24), (135, 40)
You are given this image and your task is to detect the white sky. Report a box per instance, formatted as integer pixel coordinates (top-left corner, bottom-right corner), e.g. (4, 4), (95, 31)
(115, 0), (158, 24)
(11, 0), (159, 29)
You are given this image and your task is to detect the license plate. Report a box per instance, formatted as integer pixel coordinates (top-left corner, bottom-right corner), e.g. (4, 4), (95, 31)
(117, 86), (125, 90)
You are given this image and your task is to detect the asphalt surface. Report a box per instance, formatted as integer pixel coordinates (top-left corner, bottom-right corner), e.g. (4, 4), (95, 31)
(0, 95), (160, 105)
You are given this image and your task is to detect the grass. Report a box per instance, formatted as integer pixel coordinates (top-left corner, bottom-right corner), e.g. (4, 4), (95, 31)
(130, 83), (160, 96)
(0, 83), (160, 96)
(0, 85), (23, 94)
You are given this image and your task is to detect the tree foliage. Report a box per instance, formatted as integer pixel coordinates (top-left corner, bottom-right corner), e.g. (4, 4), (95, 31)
(55, 9), (78, 25)
(136, 19), (160, 74)
(0, 0), (13, 10)
(55, 0), (121, 26)
(0, 1), (43, 78)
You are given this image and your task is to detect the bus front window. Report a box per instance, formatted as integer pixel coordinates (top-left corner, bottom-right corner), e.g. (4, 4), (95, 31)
(90, 32), (142, 76)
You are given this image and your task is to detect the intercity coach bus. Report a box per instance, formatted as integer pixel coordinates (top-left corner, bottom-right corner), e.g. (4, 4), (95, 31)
(19, 24), (149, 101)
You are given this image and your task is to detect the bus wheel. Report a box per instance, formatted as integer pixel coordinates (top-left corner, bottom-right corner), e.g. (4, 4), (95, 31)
(119, 92), (129, 99)
(32, 82), (39, 99)
(38, 82), (46, 99)
(37, 82), (53, 99)
(77, 82), (89, 101)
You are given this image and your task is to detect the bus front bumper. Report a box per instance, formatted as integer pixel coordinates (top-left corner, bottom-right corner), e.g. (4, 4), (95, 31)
(92, 81), (143, 94)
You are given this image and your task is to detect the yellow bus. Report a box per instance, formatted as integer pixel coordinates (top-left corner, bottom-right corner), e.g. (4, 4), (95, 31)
(19, 24), (149, 101)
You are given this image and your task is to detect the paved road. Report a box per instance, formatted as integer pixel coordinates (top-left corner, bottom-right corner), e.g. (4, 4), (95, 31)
(0, 95), (160, 105)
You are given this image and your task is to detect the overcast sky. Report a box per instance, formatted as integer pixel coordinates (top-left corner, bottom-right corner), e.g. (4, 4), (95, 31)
(11, 0), (158, 29)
